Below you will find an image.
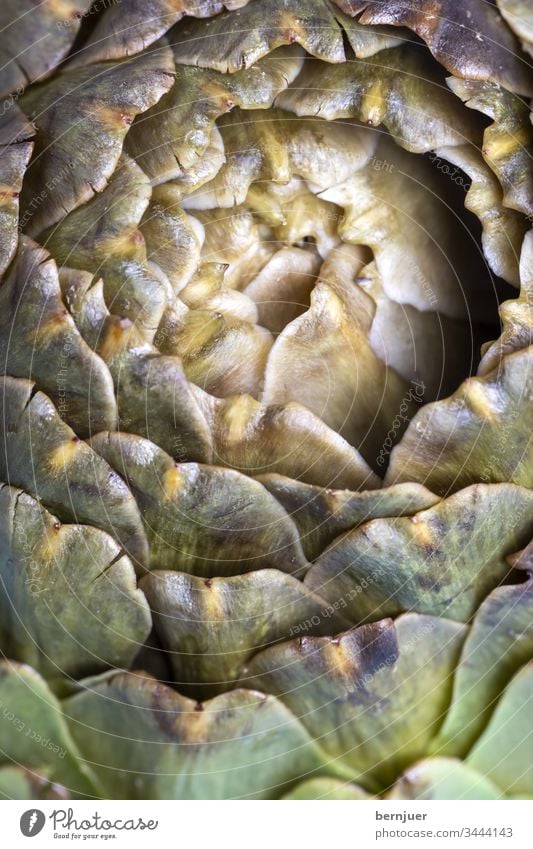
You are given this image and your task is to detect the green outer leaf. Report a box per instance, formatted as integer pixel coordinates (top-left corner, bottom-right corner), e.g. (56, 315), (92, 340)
(479, 230), (533, 375)
(276, 48), (481, 153)
(40, 155), (170, 340)
(466, 663), (533, 797)
(90, 431), (309, 575)
(257, 476), (440, 560)
(435, 143), (527, 287)
(0, 661), (100, 797)
(63, 671), (343, 799)
(335, 0), (533, 96)
(0, 105), (34, 276)
(0, 376), (149, 570)
(0, 483), (152, 688)
(171, 0), (347, 71)
(193, 390), (381, 490)
(386, 347), (533, 494)
(100, 337), (214, 464)
(387, 758), (503, 800)
(305, 484), (533, 624)
(19, 46), (175, 234)
(0, 238), (117, 437)
(448, 78), (533, 218)
(432, 579), (533, 757)
(67, 1), (252, 67)
(140, 569), (352, 697)
(0, 1), (92, 97)
(246, 614), (467, 791)
(58, 269), (110, 353)
(126, 45), (305, 184)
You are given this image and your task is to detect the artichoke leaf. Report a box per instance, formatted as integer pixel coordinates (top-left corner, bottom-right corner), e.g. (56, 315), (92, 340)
(466, 663), (533, 797)
(193, 389), (381, 490)
(184, 109), (377, 208)
(276, 48), (481, 153)
(0, 376), (149, 569)
(0, 661), (101, 798)
(435, 143), (527, 287)
(243, 246), (321, 333)
(59, 269), (110, 352)
(432, 579), (533, 757)
(320, 137), (475, 319)
(19, 46), (175, 234)
(0, 238), (117, 437)
(0, 766), (70, 801)
(260, 244), (413, 464)
(126, 45), (305, 184)
(140, 184), (205, 293)
(95, 325), (214, 463)
(158, 307), (273, 399)
(40, 155), (170, 339)
(0, 484), (151, 687)
(0, 104), (34, 276)
(479, 230), (533, 375)
(246, 614), (467, 791)
(282, 777), (372, 800)
(67, 1), (252, 67)
(496, 1), (533, 51)
(90, 431), (308, 576)
(178, 262), (259, 323)
(334, 0), (533, 97)
(387, 758), (503, 800)
(386, 346), (533, 493)
(305, 484), (533, 623)
(0, 1), (92, 97)
(63, 671), (345, 799)
(448, 77), (533, 218)
(141, 568), (351, 696)
(171, 0), (348, 70)
(258, 476), (440, 560)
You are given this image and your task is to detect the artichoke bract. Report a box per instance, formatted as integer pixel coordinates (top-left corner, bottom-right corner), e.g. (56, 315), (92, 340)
(0, 0), (532, 801)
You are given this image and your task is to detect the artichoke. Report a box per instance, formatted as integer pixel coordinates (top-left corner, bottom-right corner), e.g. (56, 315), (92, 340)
(0, 0), (532, 801)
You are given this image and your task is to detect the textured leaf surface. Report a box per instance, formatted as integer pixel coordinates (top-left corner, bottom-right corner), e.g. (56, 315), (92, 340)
(0, 238), (117, 436)
(448, 78), (533, 218)
(433, 580), (533, 756)
(141, 569), (351, 696)
(20, 47), (174, 233)
(386, 347), (533, 493)
(68, 1), (252, 66)
(0, 377), (149, 569)
(276, 47), (481, 153)
(247, 614), (466, 791)
(0, 1), (91, 97)
(0, 661), (99, 797)
(63, 672), (338, 799)
(127, 46), (304, 184)
(306, 485), (533, 623)
(335, 0), (533, 96)
(466, 663), (533, 797)
(194, 391), (380, 490)
(0, 105), (34, 276)
(0, 485), (151, 687)
(90, 431), (308, 575)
